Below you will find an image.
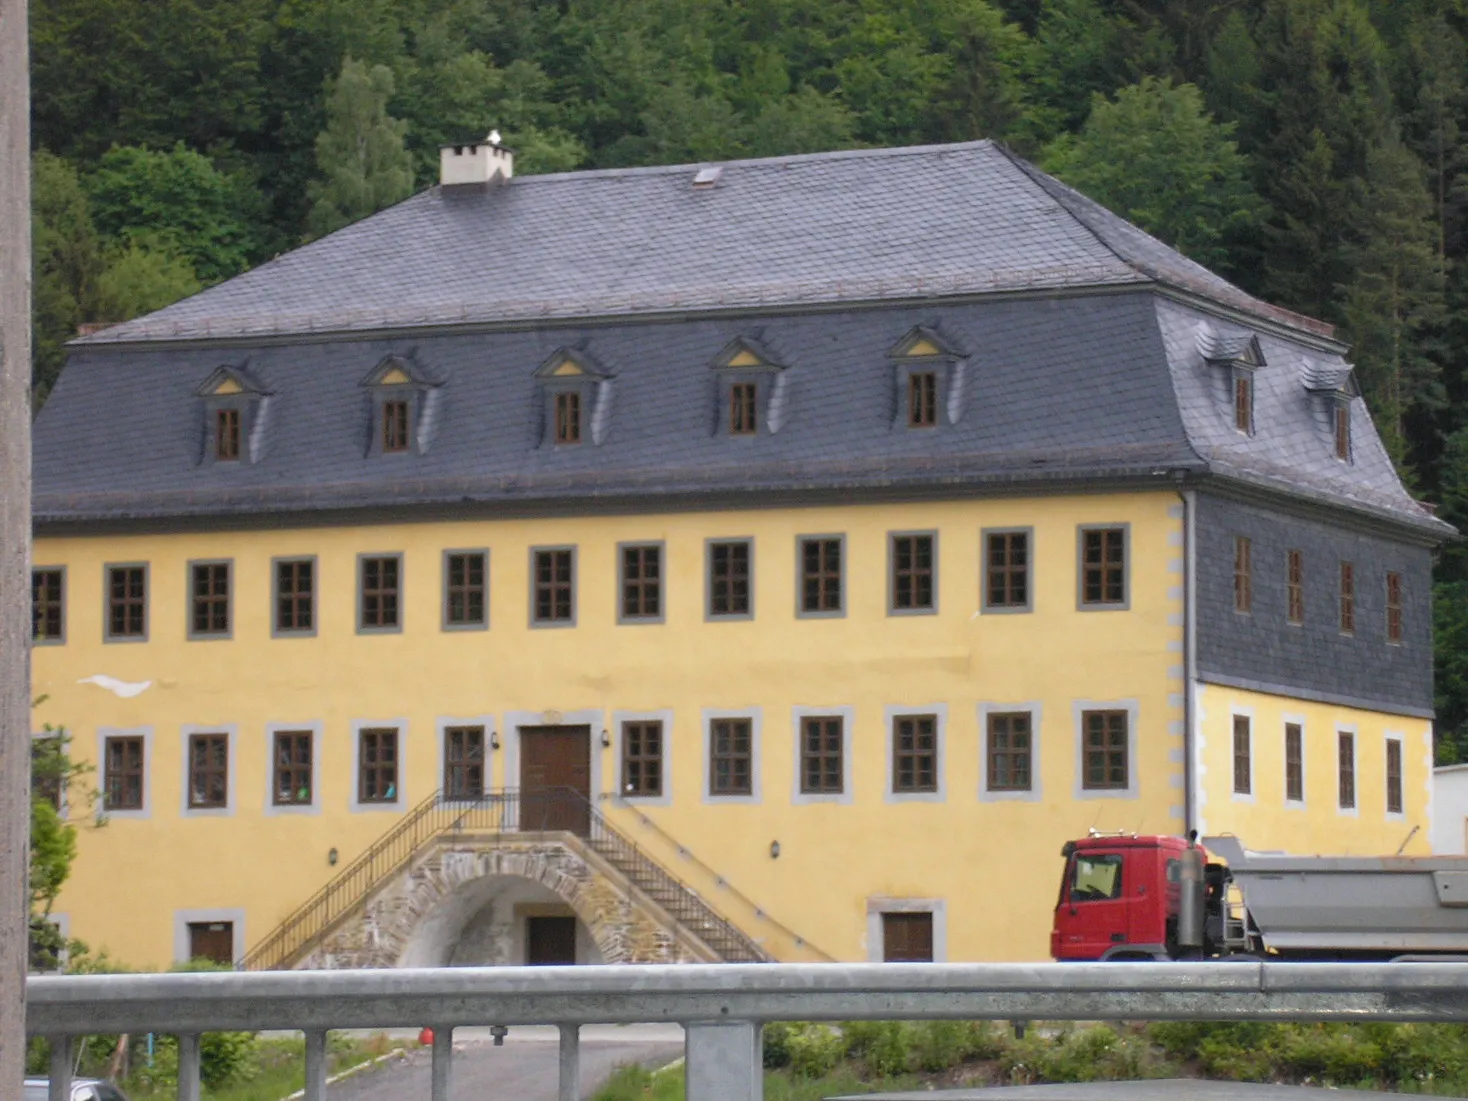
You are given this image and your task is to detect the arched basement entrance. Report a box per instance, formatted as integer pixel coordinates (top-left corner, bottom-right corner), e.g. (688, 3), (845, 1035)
(399, 873), (607, 967)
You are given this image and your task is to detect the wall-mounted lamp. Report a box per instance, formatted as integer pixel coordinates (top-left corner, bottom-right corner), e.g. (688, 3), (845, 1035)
(769, 840), (781, 860)
(600, 729), (612, 748)
(490, 732), (500, 751)
(327, 847), (339, 866)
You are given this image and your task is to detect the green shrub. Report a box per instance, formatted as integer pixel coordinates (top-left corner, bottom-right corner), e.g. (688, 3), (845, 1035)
(785, 1024), (843, 1078)
(911, 1021), (990, 1072)
(762, 1021), (794, 1069)
(841, 1020), (914, 1076)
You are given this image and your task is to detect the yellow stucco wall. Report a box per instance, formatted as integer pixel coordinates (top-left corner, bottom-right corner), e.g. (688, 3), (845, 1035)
(35, 488), (1403, 968)
(1195, 682), (1432, 856)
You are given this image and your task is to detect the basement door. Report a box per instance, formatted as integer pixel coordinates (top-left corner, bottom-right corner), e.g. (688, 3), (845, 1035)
(526, 916), (578, 965)
(519, 725), (591, 835)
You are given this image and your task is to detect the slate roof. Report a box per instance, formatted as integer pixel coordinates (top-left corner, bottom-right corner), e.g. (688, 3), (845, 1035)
(75, 141), (1324, 346)
(32, 141), (1448, 540)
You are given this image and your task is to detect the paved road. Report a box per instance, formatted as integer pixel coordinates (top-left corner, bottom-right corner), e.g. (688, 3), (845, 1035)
(327, 1025), (684, 1101)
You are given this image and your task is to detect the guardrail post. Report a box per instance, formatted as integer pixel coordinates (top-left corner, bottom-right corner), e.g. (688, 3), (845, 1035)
(430, 1025), (453, 1101)
(558, 1023), (579, 1101)
(47, 1036), (73, 1101)
(685, 1020), (761, 1101)
(176, 1033), (201, 1101)
(303, 1029), (327, 1101)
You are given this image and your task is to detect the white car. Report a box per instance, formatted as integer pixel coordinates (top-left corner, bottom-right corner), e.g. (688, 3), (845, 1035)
(23, 1078), (130, 1101)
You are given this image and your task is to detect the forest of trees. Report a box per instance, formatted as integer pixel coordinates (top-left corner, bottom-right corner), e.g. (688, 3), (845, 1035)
(28, 0), (1468, 754)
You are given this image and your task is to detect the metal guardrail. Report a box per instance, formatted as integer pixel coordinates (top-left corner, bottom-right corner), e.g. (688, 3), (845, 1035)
(27, 961), (1468, 1101)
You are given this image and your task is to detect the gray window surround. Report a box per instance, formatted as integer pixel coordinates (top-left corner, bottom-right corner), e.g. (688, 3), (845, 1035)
(1072, 699), (1140, 801)
(1384, 733), (1406, 821)
(356, 552), (404, 635)
(102, 561), (149, 644)
(1282, 713), (1307, 810)
(543, 381), (598, 447)
(1231, 363), (1256, 437)
(791, 706), (855, 805)
(887, 530), (939, 617)
(894, 361), (952, 431)
(180, 724), (237, 818)
(185, 558), (233, 642)
(716, 373), (775, 438)
(98, 727), (152, 819)
(1229, 706), (1256, 804)
(200, 393), (260, 467)
(1075, 525), (1130, 612)
(436, 714), (496, 801)
(529, 545), (578, 628)
(612, 709), (675, 807)
(617, 541), (667, 625)
(705, 537), (755, 622)
(173, 907), (246, 966)
(978, 702), (1043, 802)
(866, 897), (947, 963)
(33, 912), (68, 971)
(366, 386), (426, 459)
(981, 527), (1034, 615)
(31, 564), (66, 646)
(350, 719), (408, 812)
(701, 708), (763, 805)
(263, 722), (323, 816)
(1336, 725), (1359, 817)
(884, 704), (947, 804)
(1385, 570), (1405, 648)
(31, 729), (70, 818)
(795, 534), (847, 620)
(1329, 394), (1353, 465)
(441, 548), (490, 632)
(271, 555), (318, 638)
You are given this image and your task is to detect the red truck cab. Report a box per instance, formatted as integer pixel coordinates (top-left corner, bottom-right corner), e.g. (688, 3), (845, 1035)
(1051, 834), (1197, 961)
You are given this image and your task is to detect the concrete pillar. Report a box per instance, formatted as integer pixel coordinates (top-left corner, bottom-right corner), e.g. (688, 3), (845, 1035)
(431, 1025), (454, 1101)
(558, 1023), (580, 1101)
(47, 1036), (72, 1101)
(303, 1030), (328, 1101)
(176, 1034), (201, 1101)
(685, 1020), (762, 1101)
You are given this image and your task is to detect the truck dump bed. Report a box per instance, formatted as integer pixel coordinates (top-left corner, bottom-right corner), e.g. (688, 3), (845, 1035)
(1203, 835), (1468, 955)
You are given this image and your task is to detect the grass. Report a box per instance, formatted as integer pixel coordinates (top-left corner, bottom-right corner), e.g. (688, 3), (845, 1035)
(121, 1033), (403, 1101)
(591, 1062), (922, 1100)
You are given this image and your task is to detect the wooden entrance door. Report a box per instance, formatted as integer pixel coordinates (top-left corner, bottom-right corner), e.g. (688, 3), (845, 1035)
(519, 725), (591, 834)
(526, 915), (578, 965)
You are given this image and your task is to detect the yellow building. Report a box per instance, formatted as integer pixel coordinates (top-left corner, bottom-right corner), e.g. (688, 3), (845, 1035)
(29, 140), (1448, 970)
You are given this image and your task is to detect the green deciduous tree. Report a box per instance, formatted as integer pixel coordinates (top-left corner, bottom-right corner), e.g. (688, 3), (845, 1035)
(93, 235), (203, 324)
(306, 57), (415, 240)
(31, 151), (103, 400)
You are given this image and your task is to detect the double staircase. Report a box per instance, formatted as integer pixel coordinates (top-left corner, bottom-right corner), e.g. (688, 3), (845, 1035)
(240, 787), (768, 969)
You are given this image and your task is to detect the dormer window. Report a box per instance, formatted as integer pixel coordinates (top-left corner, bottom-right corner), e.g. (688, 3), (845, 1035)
(1198, 326), (1263, 437)
(535, 348), (611, 447)
(197, 364), (270, 466)
(710, 337), (786, 438)
(888, 325), (967, 429)
(1303, 359), (1360, 464)
(360, 354), (442, 458)
(1334, 402), (1351, 461)
(1234, 372), (1253, 434)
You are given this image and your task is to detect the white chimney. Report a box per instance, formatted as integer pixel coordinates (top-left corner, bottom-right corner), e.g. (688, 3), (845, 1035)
(439, 131), (514, 188)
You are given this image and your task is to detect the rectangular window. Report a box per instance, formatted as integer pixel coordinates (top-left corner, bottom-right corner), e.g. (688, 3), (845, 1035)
(1232, 715), (1251, 796)
(893, 715), (938, 794)
(1234, 373), (1253, 434)
(799, 537), (842, 615)
(1338, 731), (1356, 810)
(190, 561), (230, 637)
(188, 922), (234, 965)
(1335, 403), (1351, 460)
(443, 726), (485, 799)
(891, 534), (935, 612)
(275, 559), (314, 634)
(986, 712), (1032, 792)
(359, 728), (399, 803)
(533, 549), (575, 624)
(1287, 549), (1304, 625)
(215, 407), (241, 461)
(1081, 710), (1128, 790)
(383, 398), (410, 452)
(1386, 571), (1403, 644)
(554, 391), (582, 444)
(1285, 723), (1304, 802)
(187, 732), (229, 810)
(106, 565), (147, 640)
(444, 552), (487, 628)
(359, 555), (401, 630)
(709, 718), (753, 796)
(800, 716), (844, 795)
(1339, 561), (1355, 635)
(32, 568), (63, 642)
(1080, 528), (1126, 606)
(622, 720), (664, 798)
(103, 736), (144, 811)
(986, 531), (1029, 610)
(882, 912), (934, 962)
(730, 382), (757, 435)
(1233, 537), (1251, 614)
(620, 544), (662, 621)
(31, 737), (62, 811)
(708, 540), (751, 618)
(1386, 738), (1403, 814)
(272, 731), (313, 806)
(908, 371), (937, 427)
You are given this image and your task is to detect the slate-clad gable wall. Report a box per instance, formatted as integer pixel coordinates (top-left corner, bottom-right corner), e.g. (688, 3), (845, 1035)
(1194, 492), (1433, 715)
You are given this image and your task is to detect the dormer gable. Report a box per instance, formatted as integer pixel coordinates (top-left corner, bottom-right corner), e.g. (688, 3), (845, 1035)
(533, 347), (611, 382)
(710, 336), (787, 373)
(359, 354), (441, 390)
(196, 364), (271, 466)
(359, 353), (443, 457)
(196, 364), (268, 399)
(709, 336), (790, 437)
(535, 346), (614, 446)
(1197, 328), (1266, 370)
(1303, 360), (1361, 398)
(1196, 324), (1266, 436)
(887, 324), (969, 429)
(1304, 359), (1361, 463)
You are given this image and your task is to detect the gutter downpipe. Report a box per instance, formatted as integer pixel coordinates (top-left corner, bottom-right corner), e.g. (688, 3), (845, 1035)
(1179, 482), (1198, 837)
